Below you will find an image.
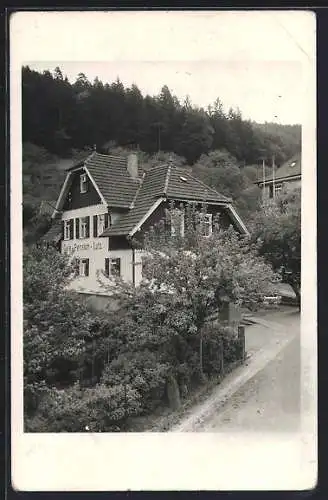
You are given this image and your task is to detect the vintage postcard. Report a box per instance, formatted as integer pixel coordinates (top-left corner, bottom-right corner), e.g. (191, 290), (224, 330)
(10, 10), (317, 491)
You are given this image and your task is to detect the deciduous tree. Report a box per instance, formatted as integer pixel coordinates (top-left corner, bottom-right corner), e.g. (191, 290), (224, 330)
(23, 247), (93, 415)
(249, 187), (301, 308)
(140, 203), (279, 375)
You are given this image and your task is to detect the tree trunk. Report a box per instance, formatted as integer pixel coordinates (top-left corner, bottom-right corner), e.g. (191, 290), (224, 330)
(290, 282), (301, 311)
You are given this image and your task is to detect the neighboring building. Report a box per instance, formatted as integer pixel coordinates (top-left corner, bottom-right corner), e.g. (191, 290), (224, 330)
(255, 152), (301, 199)
(42, 151), (249, 301)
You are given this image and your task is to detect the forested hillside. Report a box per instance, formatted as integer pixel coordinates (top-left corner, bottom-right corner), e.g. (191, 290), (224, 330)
(22, 65), (301, 241)
(22, 65), (300, 164)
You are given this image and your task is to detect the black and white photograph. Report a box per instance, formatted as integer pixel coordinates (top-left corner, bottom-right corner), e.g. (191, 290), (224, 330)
(11, 10), (317, 491)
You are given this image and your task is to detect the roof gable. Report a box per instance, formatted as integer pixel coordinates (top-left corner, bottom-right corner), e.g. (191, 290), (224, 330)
(62, 167), (102, 210)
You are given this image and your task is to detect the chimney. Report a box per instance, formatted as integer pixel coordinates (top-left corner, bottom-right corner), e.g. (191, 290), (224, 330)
(127, 153), (139, 179)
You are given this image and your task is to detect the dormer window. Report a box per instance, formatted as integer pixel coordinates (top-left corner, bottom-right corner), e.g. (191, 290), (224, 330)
(80, 173), (88, 193)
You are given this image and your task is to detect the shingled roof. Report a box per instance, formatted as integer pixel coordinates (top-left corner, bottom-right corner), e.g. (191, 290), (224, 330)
(40, 215), (62, 242)
(83, 153), (140, 208)
(256, 152), (301, 184)
(167, 167), (231, 203)
(44, 153), (233, 242)
(102, 163), (230, 237)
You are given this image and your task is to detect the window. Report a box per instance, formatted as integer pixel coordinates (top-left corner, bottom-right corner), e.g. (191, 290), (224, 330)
(105, 258), (121, 277)
(274, 184), (282, 196)
(98, 214), (105, 235)
(200, 214), (212, 237)
(111, 258), (121, 277)
(80, 173), (88, 193)
(93, 213), (111, 237)
(170, 209), (185, 237)
(63, 219), (73, 240)
(77, 258), (89, 277)
(78, 216), (90, 239)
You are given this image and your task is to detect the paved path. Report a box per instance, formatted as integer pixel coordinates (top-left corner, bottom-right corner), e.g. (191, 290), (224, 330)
(172, 308), (300, 432)
(198, 334), (300, 432)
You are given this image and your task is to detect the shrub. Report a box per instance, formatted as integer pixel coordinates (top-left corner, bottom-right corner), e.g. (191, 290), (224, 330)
(23, 246), (95, 423)
(26, 383), (142, 432)
(101, 351), (170, 412)
(202, 323), (240, 375)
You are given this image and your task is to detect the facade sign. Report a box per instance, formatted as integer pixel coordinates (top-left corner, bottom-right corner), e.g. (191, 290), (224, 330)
(62, 240), (103, 255)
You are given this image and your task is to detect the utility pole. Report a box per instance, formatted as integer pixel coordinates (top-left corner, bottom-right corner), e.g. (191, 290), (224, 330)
(272, 155), (276, 199)
(262, 158), (266, 203)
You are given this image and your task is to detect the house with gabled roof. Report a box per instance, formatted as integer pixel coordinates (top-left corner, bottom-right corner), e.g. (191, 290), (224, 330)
(255, 152), (301, 199)
(42, 151), (249, 302)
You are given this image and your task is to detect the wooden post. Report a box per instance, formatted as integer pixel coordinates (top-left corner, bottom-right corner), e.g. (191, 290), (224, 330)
(199, 328), (203, 376)
(238, 325), (246, 361)
(91, 339), (96, 383)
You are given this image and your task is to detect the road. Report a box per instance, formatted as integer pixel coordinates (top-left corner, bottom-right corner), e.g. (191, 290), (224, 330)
(197, 309), (301, 432)
(171, 308), (301, 433)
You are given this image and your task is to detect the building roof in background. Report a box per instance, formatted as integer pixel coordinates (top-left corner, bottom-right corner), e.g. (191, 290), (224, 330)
(40, 216), (62, 242)
(256, 152), (301, 184)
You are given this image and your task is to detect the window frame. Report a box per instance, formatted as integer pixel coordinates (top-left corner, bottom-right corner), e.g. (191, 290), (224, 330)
(63, 220), (71, 240)
(98, 214), (105, 235)
(170, 209), (185, 237)
(77, 258), (89, 277)
(110, 257), (121, 277)
(80, 173), (88, 194)
(274, 183), (283, 196)
(79, 216), (88, 239)
(200, 213), (213, 237)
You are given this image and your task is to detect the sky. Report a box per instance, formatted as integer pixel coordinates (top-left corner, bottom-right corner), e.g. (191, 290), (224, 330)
(27, 60), (303, 125)
(13, 11), (315, 125)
